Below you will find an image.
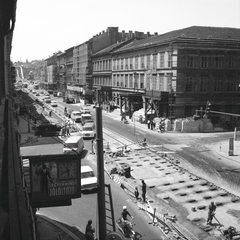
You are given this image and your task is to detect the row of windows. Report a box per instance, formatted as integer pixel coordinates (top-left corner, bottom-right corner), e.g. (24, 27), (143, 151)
(93, 52), (172, 72)
(186, 78), (238, 92)
(186, 55), (237, 68)
(92, 53), (238, 73)
(93, 74), (172, 91)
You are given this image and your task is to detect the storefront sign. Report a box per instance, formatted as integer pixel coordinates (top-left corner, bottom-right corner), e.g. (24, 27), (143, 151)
(29, 154), (81, 208)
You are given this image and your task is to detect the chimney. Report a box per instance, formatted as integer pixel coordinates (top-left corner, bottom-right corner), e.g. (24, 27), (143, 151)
(129, 30), (133, 38)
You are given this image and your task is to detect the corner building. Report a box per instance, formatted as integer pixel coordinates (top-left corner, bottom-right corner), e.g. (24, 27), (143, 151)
(93, 26), (240, 128)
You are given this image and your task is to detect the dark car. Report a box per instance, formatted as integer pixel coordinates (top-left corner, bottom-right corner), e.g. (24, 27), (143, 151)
(66, 97), (75, 104)
(34, 123), (61, 137)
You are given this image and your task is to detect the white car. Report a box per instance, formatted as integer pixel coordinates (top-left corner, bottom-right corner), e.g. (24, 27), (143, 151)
(80, 107), (90, 114)
(51, 100), (58, 107)
(71, 111), (82, 123)
(81, 166), (98, 190)
(82, 124), (95, 138)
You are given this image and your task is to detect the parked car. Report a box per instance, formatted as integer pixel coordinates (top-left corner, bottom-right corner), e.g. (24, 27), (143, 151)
(70, 111), (82, 123)
(57, 92), (63, 97)
(44, 99), (51, 104)
(80, 107), (90, 114)
(81, 166), (98, 190)
(82, 119), (95, 128)
(81, 114), (92, 125)
(66, 97), (75, 104)
(34, 123), (61, 137)
(50, 100), (58, 107)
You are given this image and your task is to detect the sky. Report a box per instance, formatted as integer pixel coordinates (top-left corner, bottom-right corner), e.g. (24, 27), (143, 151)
(11, 0), (240, 62)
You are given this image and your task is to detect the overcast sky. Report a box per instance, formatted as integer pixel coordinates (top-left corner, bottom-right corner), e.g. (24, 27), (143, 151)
(11, 0), (240, 62)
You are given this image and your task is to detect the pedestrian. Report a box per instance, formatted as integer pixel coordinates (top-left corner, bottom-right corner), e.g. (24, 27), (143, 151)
(147, 120), (150, 129)
(141, 180), (147, 202)
(91, 139), (95, 154)
(207, 201), (216, 225)
(49, 110), (52, 117)
(150, 120), (154, 130)
(85, 220), (95, 240)
(134, 187), (139, 200)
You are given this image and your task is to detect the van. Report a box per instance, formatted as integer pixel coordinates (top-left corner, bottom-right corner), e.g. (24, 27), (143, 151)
(63, 136), (84, 155)
(82, 124), (95, 139)
(81, 114), (92, 125)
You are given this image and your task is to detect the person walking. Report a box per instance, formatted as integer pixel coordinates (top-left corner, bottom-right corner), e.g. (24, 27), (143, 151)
(207, 201), (216, 225)
(141, 180), (147, 202)
(85, 220), (95, 240)
(147, 120), (150, 129)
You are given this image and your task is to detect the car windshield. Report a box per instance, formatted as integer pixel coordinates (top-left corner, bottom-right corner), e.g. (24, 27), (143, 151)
(75, 118), (81, 123)
(73, 112), (81, 116)
(81, 171), (95, 178)
(83, 127), (92, 131)
(83, 116), (91, 121)
(66, 143), (78, 148)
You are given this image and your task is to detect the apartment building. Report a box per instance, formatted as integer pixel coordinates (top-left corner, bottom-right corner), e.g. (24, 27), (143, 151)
(72, 27), (152, 103)
(92, 26), (240, 127)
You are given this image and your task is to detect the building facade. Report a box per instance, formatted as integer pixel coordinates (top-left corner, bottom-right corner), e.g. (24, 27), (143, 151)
(91, 26), (240, 127)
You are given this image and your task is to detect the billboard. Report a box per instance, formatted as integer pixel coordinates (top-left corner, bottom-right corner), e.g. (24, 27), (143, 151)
(29, 154), (81, 208)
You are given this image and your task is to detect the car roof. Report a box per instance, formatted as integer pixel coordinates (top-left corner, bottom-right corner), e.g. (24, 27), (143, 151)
(65, 136), (83, 143)
(84, 123), (94, 127)
(72, 111), (81, 114)
(81, 165), (93, 172)
(81, 114), (91, 117)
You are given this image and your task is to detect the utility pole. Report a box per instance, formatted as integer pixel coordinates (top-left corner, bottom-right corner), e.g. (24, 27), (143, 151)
(96, 106), (106, 240)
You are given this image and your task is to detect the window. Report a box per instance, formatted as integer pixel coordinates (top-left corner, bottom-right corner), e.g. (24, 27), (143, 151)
(141, 56), (145, 69)
(168, 52), (172, 68)
(113, 60), (115, 70)
(125, 75), (128, 88)
(140, 74), (144, 89)
(146, 74), (150, 90)
(199, 77), (207, 92)
(125, 58), (128, 69)
(121, 59), (124, 70)
(160, 53), (164, 68)
(153, 54), (157, 69)
(213, 55), (223, 68)
(227, 56), (235, 68)
(135, 56), (139, 70)
(214, 77), (222, 91)
(186, 79), (193, 92)
(201, 56), (208, 68)
(146, 55), (150, 69)
(129, 75), (133, 88)
(187, 56), (195, 67)
(113, 75), (116, 86)
(159, 75), (164, 90)
(129, 57), (133, 69)
(134, 74), (138, 89)
(152, 75), (157, 89)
